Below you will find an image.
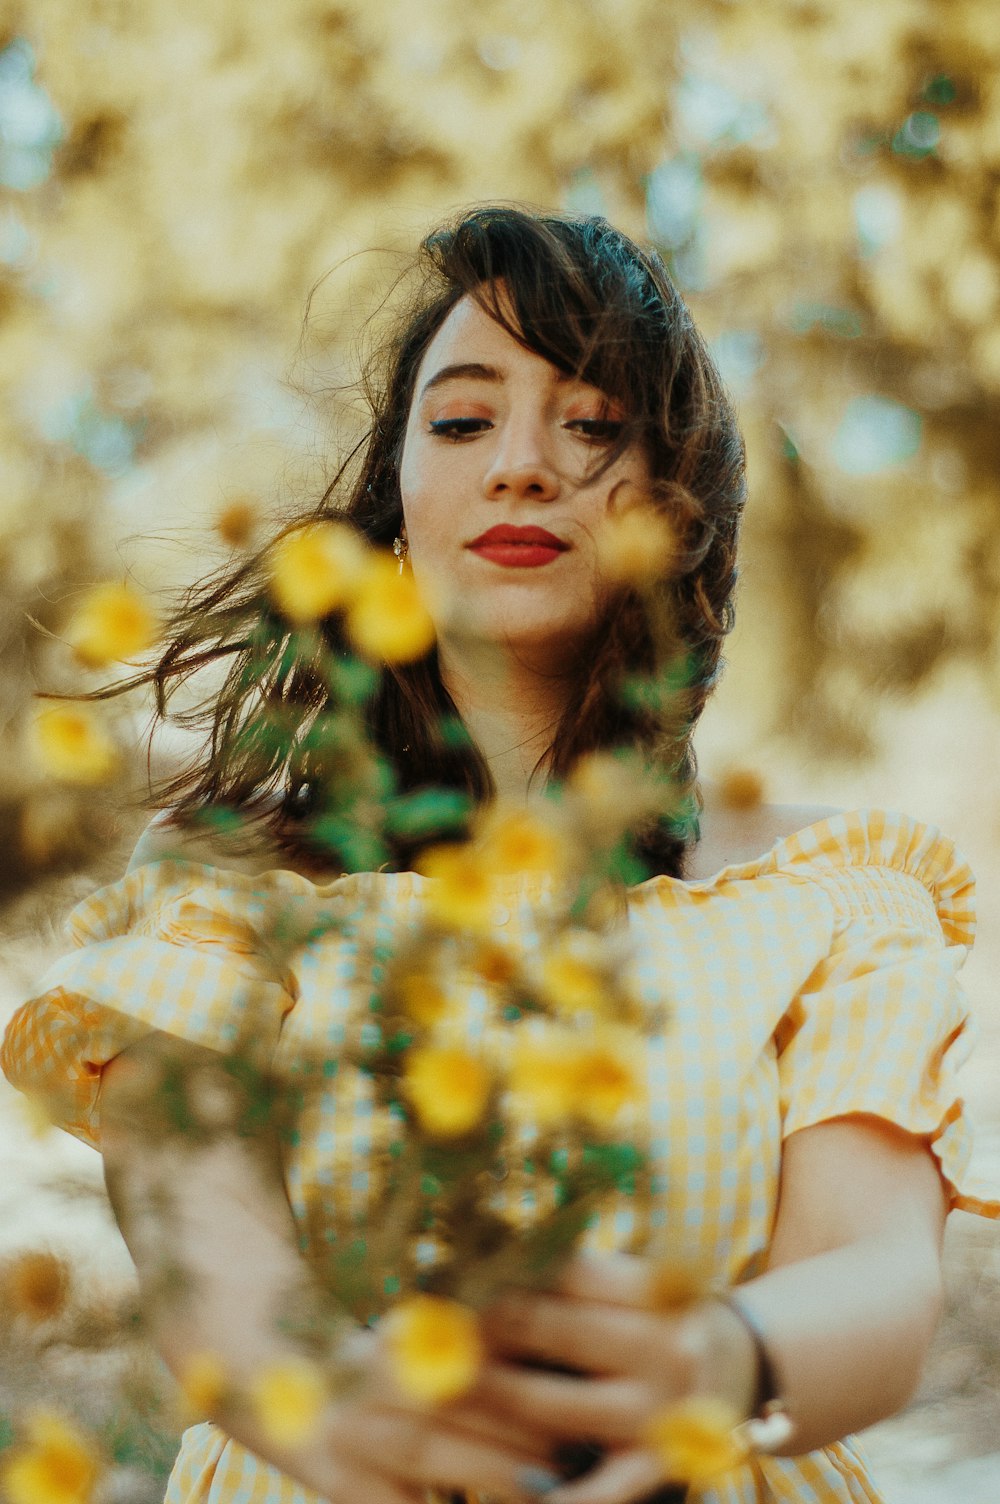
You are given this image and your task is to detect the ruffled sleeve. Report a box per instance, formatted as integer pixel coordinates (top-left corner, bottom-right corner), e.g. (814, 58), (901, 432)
(0, 861), (307, 1151)
(762, 809), (998, 1218)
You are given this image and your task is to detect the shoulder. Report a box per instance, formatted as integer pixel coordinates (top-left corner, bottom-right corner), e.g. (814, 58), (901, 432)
(687, 782), (842, 881)
(127, 810), (294, 878)
(686, 792), (975, 949)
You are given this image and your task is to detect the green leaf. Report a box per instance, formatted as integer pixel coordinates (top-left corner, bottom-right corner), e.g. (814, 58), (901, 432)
(192, 803), (246, 837)
(307, 815), (389, 871)
(326, 654), (380, 704)
(301, 710), (356, 756)
(619, 652), (698, 714)
(434, 715), (474, 750)
(605, 840), (650, 886)
(383, 787), (473, 840)
(370, 756), (398, 801)
(920, 73), (956, 105)
(582, 1142), (645, 1183)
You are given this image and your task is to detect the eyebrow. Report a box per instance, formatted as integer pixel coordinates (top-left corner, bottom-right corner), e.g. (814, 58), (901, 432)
(418, 361), (574, 401)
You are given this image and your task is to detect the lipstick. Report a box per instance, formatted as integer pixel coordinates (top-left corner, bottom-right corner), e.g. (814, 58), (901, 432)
(467, 524), (569, 569)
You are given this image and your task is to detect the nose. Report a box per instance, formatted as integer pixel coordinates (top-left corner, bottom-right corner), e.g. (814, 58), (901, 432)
(482, 419), (561, 504)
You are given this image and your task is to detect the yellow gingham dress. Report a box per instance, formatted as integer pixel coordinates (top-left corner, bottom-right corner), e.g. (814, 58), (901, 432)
(3, 808), (999, 1504)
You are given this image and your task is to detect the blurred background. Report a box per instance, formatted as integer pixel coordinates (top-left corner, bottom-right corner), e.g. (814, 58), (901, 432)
(0, 0), (998, 1499)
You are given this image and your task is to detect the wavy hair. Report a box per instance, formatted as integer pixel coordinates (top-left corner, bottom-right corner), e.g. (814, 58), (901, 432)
(139, 205), (747, 878)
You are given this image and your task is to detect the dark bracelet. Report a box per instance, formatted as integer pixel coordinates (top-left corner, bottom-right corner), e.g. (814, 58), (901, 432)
(715, 1292), (780, 1413)
(715, 1292), (795, 1453)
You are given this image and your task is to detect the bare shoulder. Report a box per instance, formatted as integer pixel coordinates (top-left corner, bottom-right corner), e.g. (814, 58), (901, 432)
(127, 810), (289, 877)
(687, 781), (844, 881)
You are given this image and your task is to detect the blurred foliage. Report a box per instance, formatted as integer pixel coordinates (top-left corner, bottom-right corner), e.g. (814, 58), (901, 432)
(0, 0), (998, 852)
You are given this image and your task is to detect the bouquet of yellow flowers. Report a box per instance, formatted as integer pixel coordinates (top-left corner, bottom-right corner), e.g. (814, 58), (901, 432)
(12, 509), (732, 1502)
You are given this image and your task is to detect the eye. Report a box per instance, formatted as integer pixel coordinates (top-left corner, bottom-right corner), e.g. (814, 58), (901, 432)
(566, 418), (626, 444)
(428, 417), (493, 440)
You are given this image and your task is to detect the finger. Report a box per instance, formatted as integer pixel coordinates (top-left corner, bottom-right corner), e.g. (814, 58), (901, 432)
(482, 1294), (685, 1382)
(442, 1400), (559, 1454)
(332, 1463), (423, 1504)
(554, 1254), (657, 1309)
(474, 1363), (651, 1443)
(329, 1404), (562, 1502)
(547, 1447), (667, 1504)
(297, 1447), (423, 1504)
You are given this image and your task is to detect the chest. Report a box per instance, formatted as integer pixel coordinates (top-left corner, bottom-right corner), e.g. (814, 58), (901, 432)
(275, 878), (831, 1278)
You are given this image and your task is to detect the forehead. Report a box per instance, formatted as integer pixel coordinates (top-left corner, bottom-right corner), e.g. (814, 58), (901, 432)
(415, 293), (586, 390)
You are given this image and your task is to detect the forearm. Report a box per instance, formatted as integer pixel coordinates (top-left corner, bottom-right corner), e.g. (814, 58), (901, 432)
(733, 1231), (944, 1454)
(100, 1039), (350, 1485)
(101, 1039), (558, 1504)
(104, 1129), (323, 1380)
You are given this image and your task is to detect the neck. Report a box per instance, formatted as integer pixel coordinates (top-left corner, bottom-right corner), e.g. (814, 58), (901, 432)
(437, 639), (574, 803)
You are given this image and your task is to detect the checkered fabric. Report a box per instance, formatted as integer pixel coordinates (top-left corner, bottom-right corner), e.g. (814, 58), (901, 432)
(3, 809), (997, 1504)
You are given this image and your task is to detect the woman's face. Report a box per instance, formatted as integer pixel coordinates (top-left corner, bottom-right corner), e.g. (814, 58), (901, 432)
(398, 291), (652, 668)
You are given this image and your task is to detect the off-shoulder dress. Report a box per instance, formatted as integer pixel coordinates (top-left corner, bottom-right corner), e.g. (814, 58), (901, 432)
(4, 809), (999, 1504)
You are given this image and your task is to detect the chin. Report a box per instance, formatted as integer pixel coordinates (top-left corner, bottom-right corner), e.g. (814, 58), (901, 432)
(462, 612), (597, 663)
(439, 581), (597, 643)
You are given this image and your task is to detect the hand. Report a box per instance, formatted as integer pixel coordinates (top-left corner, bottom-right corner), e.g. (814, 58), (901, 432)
(236, 1328), (566, 1504)
(470, 1254), (759, 1504)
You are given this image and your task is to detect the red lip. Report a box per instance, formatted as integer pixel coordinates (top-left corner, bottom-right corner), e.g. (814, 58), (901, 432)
(466, 525), (569, 549)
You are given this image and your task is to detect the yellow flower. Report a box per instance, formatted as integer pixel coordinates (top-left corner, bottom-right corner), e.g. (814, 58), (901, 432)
(643, 1396), (746, 1484)
(268, 520), (370, 623)
(396, 968), (451, 1028)
(648, 1261), (707, 1311)
(345, 553), (436, 663)
(177, 1351), (229, 1421)
(418, 843), (496, 931)
(19, 790), (85, 870)
(249, 1356), (327, 1447)
(716, 766), (766, 811)
(567, 748), (671, 837)
(469, 939), (518, 987)
(571, 1029), (645, 1127)
(32, 706), (117, 785)
(508, 1025), (580, 1126)
(214, 495), (259, 548)
(2, 1251), (70, 1322)
(567, 749), (624, 807)
(14, 1090), (55, 1139)
(476, 806), (569, 880)
(538, 929), (608, 1015)
(508, 1019), (643, 1130)
(404, 1043), (491, 1138)
(1, 1411), (101, 1504)
(65, 582), (158, 667)
(596, 503), (675, 588)
(383, 1295), (482, 1404)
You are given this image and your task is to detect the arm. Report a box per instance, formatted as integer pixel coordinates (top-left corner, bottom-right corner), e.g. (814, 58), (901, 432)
(728, 1113), (947, 1451)
(470, 1115), (947, 1500)
(101, 1033), (558, 1504)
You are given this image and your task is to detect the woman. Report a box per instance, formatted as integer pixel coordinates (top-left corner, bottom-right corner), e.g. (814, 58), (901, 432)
(3, 206), (997, 1504)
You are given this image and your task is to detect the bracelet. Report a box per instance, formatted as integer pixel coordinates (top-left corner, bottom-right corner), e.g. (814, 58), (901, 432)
(715, 1293), (796, 1455)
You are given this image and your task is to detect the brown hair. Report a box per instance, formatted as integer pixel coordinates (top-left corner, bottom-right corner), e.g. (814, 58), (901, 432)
(143, 205), (746, 877)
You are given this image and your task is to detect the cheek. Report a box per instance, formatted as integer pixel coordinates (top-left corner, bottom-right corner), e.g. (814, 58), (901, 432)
(397, 429), (423, 510)
(399, 431), (454, 518)
(398, 439), (455, 577)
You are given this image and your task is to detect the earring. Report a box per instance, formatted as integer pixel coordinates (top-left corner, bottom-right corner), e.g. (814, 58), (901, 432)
(392, 529), (409, 575)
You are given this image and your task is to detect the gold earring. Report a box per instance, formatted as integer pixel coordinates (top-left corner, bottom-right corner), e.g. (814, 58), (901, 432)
(392, 530), (409, 575)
